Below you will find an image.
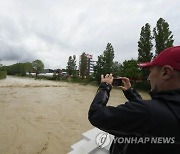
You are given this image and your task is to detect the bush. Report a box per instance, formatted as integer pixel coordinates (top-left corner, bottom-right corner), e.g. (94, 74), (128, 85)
(65, 76), (97, 85)
(51, 74), (61, 80)
(132, 81), (150, 91)
(0, 71), (7, 79)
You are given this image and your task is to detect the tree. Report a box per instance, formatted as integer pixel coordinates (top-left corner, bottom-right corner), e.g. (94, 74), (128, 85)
(67, 55), (77, 77)
(121, 59), (141, 80)
(138, 23), (153, 63)
(94, 43), (115, 84)
(6, 63), (26, 76)
(0, 59), (6, 79)
(153, 18), (174, 55)
(32, 59), (44, 78)
(79, 52), (87, 79)
(112, 61), (122, 78)
(24, 62), (33, 75)
(121, 59), (139, 79)
(0, 59), (2, 67)
(138, 23), (153, 80)
(0, 62), (33, 76)
(103, 43), (115, 73)
(93, 55), (104, 84)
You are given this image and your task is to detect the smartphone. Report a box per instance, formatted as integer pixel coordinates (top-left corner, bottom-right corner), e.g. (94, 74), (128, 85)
(112, 78), (122, 86)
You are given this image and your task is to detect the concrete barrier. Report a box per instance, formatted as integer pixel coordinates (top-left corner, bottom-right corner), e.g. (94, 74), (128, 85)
(68, 128), (114, 154)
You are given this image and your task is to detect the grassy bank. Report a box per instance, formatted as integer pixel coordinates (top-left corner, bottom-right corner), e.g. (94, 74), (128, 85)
(0, 71), (7, 79)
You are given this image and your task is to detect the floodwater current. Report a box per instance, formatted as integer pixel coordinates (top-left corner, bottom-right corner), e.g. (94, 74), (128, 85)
(0, 76), (149, 154)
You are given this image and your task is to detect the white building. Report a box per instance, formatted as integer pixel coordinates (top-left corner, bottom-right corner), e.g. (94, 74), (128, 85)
(79, 54), (97, 77)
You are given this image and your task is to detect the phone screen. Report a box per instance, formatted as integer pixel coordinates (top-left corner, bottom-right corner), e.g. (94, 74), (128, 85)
(112, 79), (122, 86)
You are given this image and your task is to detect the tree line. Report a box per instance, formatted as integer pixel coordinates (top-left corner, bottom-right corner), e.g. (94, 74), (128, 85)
(0, 60), (44, 78)
(1, 17), (174, 90)
(67, 17), (174, 89)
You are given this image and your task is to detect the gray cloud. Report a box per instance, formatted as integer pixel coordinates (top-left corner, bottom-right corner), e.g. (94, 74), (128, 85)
(0, 0), (180, 69)
(0, 43), (35, 62)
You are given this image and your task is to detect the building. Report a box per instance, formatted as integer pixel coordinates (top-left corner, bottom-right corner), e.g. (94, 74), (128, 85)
(42, 69), (54, 73)
(89, 60), (96, 76)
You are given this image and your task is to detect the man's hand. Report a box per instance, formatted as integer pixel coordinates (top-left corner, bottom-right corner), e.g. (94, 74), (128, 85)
(101, 74), (113, 85)
(118, 77), (131, 91)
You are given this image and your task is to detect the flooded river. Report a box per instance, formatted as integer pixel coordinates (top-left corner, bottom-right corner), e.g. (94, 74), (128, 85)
(0, 76), (149, 154)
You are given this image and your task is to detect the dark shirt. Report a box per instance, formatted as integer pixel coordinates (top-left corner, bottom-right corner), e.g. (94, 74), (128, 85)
(88, 82), (180, 154)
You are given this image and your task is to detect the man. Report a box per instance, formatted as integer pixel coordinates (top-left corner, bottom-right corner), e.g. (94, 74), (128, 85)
(88, 46), (180, 154)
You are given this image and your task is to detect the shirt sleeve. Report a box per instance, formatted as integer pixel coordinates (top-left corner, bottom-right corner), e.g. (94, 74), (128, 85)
(123, 88), (143, 102)
(88, 83), (150, 136)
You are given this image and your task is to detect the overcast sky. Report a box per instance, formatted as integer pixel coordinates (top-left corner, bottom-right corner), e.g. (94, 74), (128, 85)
(0, 0), (179, 69)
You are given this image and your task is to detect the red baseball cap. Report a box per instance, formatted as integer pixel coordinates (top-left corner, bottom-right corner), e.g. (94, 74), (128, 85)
(138, 46), (180, 71)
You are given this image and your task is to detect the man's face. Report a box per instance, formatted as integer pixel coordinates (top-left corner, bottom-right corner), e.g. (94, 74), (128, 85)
(147, 66), (162, 92)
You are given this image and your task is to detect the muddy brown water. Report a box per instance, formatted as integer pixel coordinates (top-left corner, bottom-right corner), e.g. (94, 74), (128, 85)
(0, 76), (150, 154)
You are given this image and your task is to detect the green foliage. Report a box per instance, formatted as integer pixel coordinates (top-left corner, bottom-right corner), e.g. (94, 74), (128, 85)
(133, 81), (150, 91)
(0, 62), (34, 77)
(7, 63), (24, 76)
(67, 55), (77, 77)
(0, 71), (7, 79)
(0, 62), (34, 76)
(120, 59), (150, 90)
(80, 52), (87, 79)
(112, 61), (122, 77)
(138, 23), (153, 80)
(25, 62), (33, 74)
(121, 59), (141, 80)
(32, 59), (44, 77)
(153, 17), (174, 55)
(93, 55), (104, 84)
(138, 23), (153, 63)
(0, 64), (5, 71)
(51, 73), (61, 80)
(94, 43), (115, 84)
(103, 43), (115, 73)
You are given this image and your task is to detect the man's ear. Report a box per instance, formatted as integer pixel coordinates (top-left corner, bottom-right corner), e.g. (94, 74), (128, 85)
(161, 65), (174, 80)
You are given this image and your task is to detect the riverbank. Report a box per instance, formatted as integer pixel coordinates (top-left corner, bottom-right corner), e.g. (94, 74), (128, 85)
(0, 76), (150, 154)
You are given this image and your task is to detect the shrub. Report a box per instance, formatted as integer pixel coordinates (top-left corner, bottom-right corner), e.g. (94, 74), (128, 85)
(0, 71), (7, 79)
